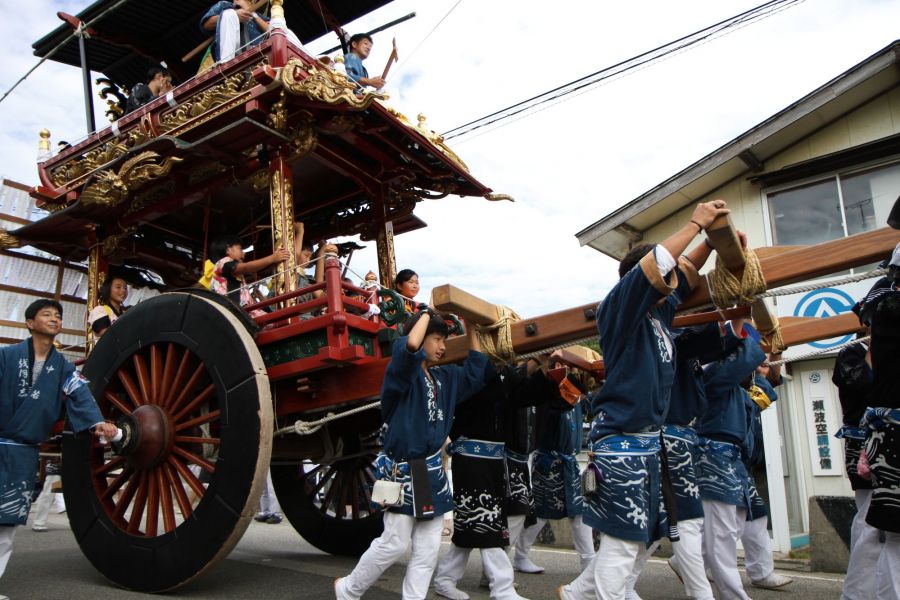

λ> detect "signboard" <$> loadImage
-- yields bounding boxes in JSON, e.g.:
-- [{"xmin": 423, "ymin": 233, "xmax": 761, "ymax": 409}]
[{"xmin": 799, "ymin": 369, "xmax": 842, "ymax": 476}]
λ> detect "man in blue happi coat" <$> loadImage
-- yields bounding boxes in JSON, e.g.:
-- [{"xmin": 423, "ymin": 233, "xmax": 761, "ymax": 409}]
[
  {"xmin": 201, "ymin": 1, "xmax": 270, "ymax": 64},
  {"xmin": 637, "ymin": 322, "xmax": 740, "ymax": 600},
  {"xmin": 694, "ymin": 323, "xmax": 766, "ymax": 600},
  {"xmin": 343, "ymin": 33, "xmax": 386, "ymax": 90},
  {"xmin": 336, "ymin": 307, "xmax": 490, "ymax": 600},
  {"xmin": 0, "ymin": 299, "xmax": 116, "ymax": 580},
  {"xmin": 737, "ymin": 358, "xmax": 793, "ymax": 591},
  {"xmin": 560, "ymin": 199, "xmax": 730, "ymax": 600}
]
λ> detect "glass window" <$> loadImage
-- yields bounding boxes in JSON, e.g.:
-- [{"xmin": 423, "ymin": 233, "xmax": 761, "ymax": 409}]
[
  {"xmin": 768, "ymin": 179, "xmax": 842, "ymax": 245},
  {"xmin": 840, "ymin": 162, "xmax": 900, "ymax": 236}
]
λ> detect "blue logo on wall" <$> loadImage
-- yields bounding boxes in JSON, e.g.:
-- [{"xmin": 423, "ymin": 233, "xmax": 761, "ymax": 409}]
[{"xmin": 792, "ymin": 288, "xmax": 856, "ymax": 349}]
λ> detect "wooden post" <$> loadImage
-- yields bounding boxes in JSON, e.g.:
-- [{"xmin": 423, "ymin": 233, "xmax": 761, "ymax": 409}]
[
  {"xmin": 375, "ymin": 220, "xmax": 397, "ymax": 292},
  {"xmin": 432, "ymin": 284, "xmax": 500, "ymax": 325},
  {"xmin": 269, "ymin": 154, "xmax": 297, "ymax": 302},
  {"xmin": 85, "ymin": 230, "xmax": 106, "ymax": 353},
  {"xmin": 705, "ymin": 215, "xmax": 745, "ymax": 271}
]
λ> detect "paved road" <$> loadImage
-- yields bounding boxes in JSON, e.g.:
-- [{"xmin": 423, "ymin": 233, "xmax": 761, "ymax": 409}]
[{"xmin": 4, "ymin": 512, "xmax": 844, "ymax": 599}]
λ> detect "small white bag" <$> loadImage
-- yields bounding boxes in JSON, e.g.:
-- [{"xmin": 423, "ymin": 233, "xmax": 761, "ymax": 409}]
[{"xmin": 372, "ymin": 480, "xmax": 404, "ymax": 507}]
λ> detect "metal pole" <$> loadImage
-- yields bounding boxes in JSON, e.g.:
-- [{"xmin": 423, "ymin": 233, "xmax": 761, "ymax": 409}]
[{"xmin": 76, "ymin": 24, "xmax": 96, "ymax": 134}]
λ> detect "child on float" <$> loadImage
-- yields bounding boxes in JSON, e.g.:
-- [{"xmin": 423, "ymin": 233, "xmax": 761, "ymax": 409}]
[
  {"xmin": 209, "ymin": 234, "xmax": 288, "ymax": 308},
  {"xmin": 293, "ymin": 222, "xmax": 326, "ymax": 305},
  {"xmin": 335, "ymin": 307, "xmax": 490, "ymax": 600},
  {"xmin": 395, "ymin": 268, "xmax": 421, "ymax": 313},
  {"xmin": 88, "ymin": 275, "xmax": 129, "ymax": 338}
]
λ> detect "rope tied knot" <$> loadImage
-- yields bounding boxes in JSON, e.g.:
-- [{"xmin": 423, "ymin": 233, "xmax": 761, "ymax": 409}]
[
  {"xmin": 707, "ymin": 247, "xmax": 767, "ymax": 308},
  {"xmin": 474, "ymin": 306, "xmax": 521, "ymax": 362}
]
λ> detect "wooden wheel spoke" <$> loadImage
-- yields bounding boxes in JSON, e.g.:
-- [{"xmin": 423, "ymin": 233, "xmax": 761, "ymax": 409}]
[
  {"xmin": 358, "ymin": 470, "xmax": 373, "ymax": 513},
  {"xmin": 351, "ymin": 470, "xmax": 360, "ymax": 520},
  {"xmin": 159, "ymin": 343, "xmax": 179, "ymax": 405},
  {"xmin": 116, "ymin": 369, "xmax": 145, "ymax": 407},
  {"xmin": 133, "ymin": 354, "xmax": 153, "ymax": 407},
  {"xmin": 336, "ymin": 470, "xmax": 350, "ymax": 519},
  {"xmin": 164, "ymin": 463, "xmax": 193, "ymax": 523},
  {"xmin": 162, "ymin": 346, "xmax": 193, "ymax": 409},
  {"xmin": 104, "ymin": 391, "xmax": 132, "ymax": 417},
  {"xmin": 93, "ymin": 456, "xmax": 125, "ymax": 477},
  {"xmin": 302, "ymin": 463, "xmax": 326, "ymax": 480},
  {"xmin": 167, "ymin": 456, "xmax": 205, "ymax": 497},
  {"xmin": 145, "ymin": 470, "xmax": 159, "ymax": 537},
  {"xmin": 174, "ymin": 409, "xmax": 221, "ymax": 432},
  {"xmin": 150, "ymin": 345, "xmax": 163, "ymax": 406},
  {"xmin": 114, "ymin": 470, "xmax": 142, "ymax": 521},
  {"xmin": 168, "ymin": 364, "xmax": 208, "ymax": 416},
  {"xmin": 320, "ymin": 470, "xmax": 342, "ymax": 515},
  {"xmin": 174, "ymin": 436, "xmax": 221, "ymax": 445},
  {"xmin": 172, "ymin": 446, "xmax": 216, "ymax": 474},
  {"xmin": 172, "ymin": 383, "xmax": 216, "ymax": 423},
  {"xmin": 127, "ymin": 472, "xmax": 150, "ymax": 534},
  {"xmin": 309, "ymin": 466, "xmax": 334, "ymax": 497},
  {"xmin": 102, "ymin": 466, "xmax": 135, "ymax": 500},
  {"xmin": 156, "ymin": 467, "xmax": 175, "ymax": 534}
]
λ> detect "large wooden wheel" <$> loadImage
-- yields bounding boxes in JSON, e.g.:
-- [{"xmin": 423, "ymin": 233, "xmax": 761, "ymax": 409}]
[
  {"xmin": 63, "ymin": 292, "xmax": 272, "ymax": 593},
  {"xmin": 271, "ymin": 429, "xmax": 383, "ymax": 556}
]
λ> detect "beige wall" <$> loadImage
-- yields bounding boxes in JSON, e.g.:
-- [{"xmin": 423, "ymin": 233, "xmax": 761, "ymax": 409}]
[{"xmin": 638, "ymin": 85, "xmax": 900, "ymax": 267}]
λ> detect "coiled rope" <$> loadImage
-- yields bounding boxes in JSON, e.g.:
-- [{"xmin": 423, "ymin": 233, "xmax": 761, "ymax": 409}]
[
  {"xmin": 474, "ymin": 306, "xmax": 521, "ymax": 362},
  {"xmin": 706, "ymin": 248, "xmax": 767, "ymax": 308}
]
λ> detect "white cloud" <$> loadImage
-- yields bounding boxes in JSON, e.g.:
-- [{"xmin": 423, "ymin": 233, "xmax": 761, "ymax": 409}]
[{"xmin": 3, "ymin": 0, "xmax": 900, "ymax": 319}]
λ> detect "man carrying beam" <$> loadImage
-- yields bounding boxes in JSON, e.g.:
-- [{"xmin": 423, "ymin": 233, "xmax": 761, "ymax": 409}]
[{"xmin": 559, "ymin": 199, "xmax": 729, "ymax": 600}]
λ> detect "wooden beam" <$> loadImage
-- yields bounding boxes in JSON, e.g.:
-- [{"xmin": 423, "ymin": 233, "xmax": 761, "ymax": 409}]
[
  {"xmin": 0, "ymin": 283, "xmax": 85, "ymax": 305},
  {"xmin": 706, "ymin": 214, "xmax": 744, "ymax": 270},
  {"xmin": 432, "ymin": 284, "xmax": 500, "ymax": 325},
  {"xmin": 682, "ymin": 227, "xmax": 900, "ymax": 309},
  {"xmin": 779, "ymin": 312, "xmax": 865, "ymax": 348}
]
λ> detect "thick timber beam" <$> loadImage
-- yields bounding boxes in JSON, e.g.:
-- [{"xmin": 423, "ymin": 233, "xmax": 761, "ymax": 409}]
[{"xmin": 682, "ymin": 227, "xmax": 900, "ymax": 309}]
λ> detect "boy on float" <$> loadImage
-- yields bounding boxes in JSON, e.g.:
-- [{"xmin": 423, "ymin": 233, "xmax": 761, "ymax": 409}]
[
  {"xmin": 559, "ymin": 199, "xmax": 729, "ymax": 600},
  {"xmin": 336, "ymin": 305, "xmax": 490, "ymax": 600}
]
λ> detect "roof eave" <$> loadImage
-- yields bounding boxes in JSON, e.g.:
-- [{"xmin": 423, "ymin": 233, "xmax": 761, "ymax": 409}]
[{"xmin": 576, "ymin": 40, "xmax": 900, "ymax": 259}]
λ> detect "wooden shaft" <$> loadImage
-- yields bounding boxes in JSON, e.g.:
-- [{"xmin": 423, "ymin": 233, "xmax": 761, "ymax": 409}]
[{"xmin": 706, "ymin": 214, "xmax": 745, "ymax": 271}]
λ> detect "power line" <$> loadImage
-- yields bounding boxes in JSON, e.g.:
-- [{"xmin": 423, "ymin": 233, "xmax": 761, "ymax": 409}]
[
  {"xmin": 442, "ymin": 0, "xmax": 805, "ymax": 141},
  {"xmin": 0, "ymin": 0, "xmax": 132, "ymax": 107}
]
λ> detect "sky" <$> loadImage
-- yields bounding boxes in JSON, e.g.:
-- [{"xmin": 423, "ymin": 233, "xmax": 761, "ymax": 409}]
[{"xmin": 2, "ymin": 0, "xmax": 900, "ymax": 318}]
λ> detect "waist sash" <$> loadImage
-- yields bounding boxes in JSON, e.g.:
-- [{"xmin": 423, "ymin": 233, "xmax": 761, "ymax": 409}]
[{"xmin": 449, "ymin": 437, "xmax": 505, "ymax": 459}]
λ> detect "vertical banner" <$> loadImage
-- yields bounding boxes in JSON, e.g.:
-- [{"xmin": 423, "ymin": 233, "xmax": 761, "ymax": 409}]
[{"xmin": 799, "ymin": 369, "xmax": 842, "ymax": 476}]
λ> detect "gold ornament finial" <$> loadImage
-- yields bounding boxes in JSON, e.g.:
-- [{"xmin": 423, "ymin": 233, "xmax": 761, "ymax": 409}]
[
  {"xmin": 38, "ymin": 129, "xmax": 51, "ymax": 152},
  {"xmin": 271, "ymin": 0, "xmax": 285, "ymax": 20}
]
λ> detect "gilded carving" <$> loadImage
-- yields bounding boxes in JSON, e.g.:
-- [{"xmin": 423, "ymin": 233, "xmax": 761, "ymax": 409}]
[
  {"xmin": 415, "ymin": 113, "xmax": 469, "ymax": 173},
  {"xmin": 158, "ymin": 70, "xmax": 255, "ymax": 135},
  {"xmin": 280, "ymin": 58, "xmax": 383, "ymax": 109},
  {"xmin": 289, "ymin": 111, "xmax": 317, "ymax": 157},
  {"xmin": 320, "ymin": 114, "xmax": 362, "ymax": 135},
  {"xmin": 269, "ymin": 164, "xmax": 297, "ymax": 298},
  {"xmin": 0, "ymin": 229, "xmax": 21, "ymax": 249},
  {"xmin": 248, "ymin": 169, "xmax": 269, "ymax": 190},
  {"xmin": 48, "ymin": 127, "xmax": 150, "ymax": 190},
  {"xmin": 484, "ymin": 193, "xmax": 515, "ymax": 202},
  {"xmin": 267, "ymin": 91, "xmax": 288, "ymax": 132},
  {"xmin": 101, "ymin": 228, "xmax": 136, "ymax": 256},
  {"xmin": 81, "ymin": 151, "xmax": 183, "ymax": 208}
]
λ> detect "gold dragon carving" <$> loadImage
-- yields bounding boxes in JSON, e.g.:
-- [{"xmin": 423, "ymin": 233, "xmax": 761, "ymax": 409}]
[
  {"xmin": 80, "ymin": 151, "xmax": 183, "ymax": 208},
  {"xmin": 280, "ymin": 58, "xmax": 383, "ymax": 109},
  {"xmin": 0, "ymin": 229, "xmax": 21, "ymax": 249},
  {"xmin": 157, "ymin": 70, "xmax": 256, "ymax": 135},
  {"xmin": 48, "ymin": 128, "xmax": 150, "ymax": 190}
]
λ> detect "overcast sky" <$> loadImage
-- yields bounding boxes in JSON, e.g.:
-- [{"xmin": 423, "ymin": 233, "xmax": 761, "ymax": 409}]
[{"xmin": 2, "ymin": 0, "xmax": 900, "ymax": 318}]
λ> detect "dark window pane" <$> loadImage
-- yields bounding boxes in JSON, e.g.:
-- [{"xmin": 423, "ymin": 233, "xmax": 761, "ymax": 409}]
[
  {"xmin": 768, "ymin": 179, "xmax": 842, "ymax": 245},
  {"xmin": 840, "ymin": 163, "xmax": 900, "ymax": 235}
]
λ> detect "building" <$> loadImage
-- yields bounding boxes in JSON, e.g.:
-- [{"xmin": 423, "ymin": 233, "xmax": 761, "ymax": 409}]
[{"xmin": 576, "ymin": 40, "xmax": 900, "ymax": 559}]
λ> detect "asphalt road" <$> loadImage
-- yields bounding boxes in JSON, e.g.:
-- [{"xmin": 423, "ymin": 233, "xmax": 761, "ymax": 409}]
[{"xmin": 3, "ymin": 512, "xmax": 845, "ymax": 599}]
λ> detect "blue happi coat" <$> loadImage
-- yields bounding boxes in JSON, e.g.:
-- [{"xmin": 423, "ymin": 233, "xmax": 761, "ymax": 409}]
[
  {"xmin": 376, "ymin": 337, "xmax": 489, "ymax": 516},
  {"xmin": 0, "ymin": 339, "xmax": 103, "ymax": 524}
]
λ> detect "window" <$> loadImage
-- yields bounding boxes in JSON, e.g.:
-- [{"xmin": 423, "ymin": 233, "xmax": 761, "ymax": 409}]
[{"xmin": 767, "ymin": 161, "xmax": 900, "ymax": 245}]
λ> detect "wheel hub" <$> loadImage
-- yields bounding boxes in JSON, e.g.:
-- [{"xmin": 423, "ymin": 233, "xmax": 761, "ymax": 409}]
[{"xmin": 115, "ymin": 405, "xmax": 174, "ymax": 470}]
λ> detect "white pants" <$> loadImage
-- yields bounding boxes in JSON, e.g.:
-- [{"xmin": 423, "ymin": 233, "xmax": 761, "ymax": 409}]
[
  {"xmin": 342, "ymin": 511, "xmax": 444, "ymax": 600},
  {"xmin": 842, "ymin": 490, "xmax": 880, "ymax": 600},
  {"xmin": 625, "ymin": 540, "xmax": 659, "ymax": 595},
  {"xmin": 434, "ymin": 544, "xmax": 519, "ymax": 600},
  {"xmin": 507, "ymin": 515, "xmax": 526, "ymax": 552},
  {"xmin": 739, "ymin": 515, "xmax": 773, "ymax": 583},
  {"xmin": 0, "ymin": 526, "xmax": 15, "ymax": 578},
  {"xmin": 217, "ymin": 9, "xmax": 241, "ymax": 62},
  {"xmin": 562, "ymin": 534, "xmax": 646, "ymax": 600},
  {"xmin": 669, "ymin": 518, "xmax": 715, "ymax": 599},
  {"xmin": 259, "ymin": 470, "xmax": 281, "ymax": 515},
  {"xmin": 515, "ymin": 515, "xmax": 595, "ymax": 566},
  {"xmin": 702, "ymin": 500, "xmax": 750, "ymax": 600},
  {"xmin": 875, "ymin": 531, "xmax": 900, "ymax": 600},
  {"xmin": 32, "ymin": 475, "xmax": 63, "ymax": 528}
]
